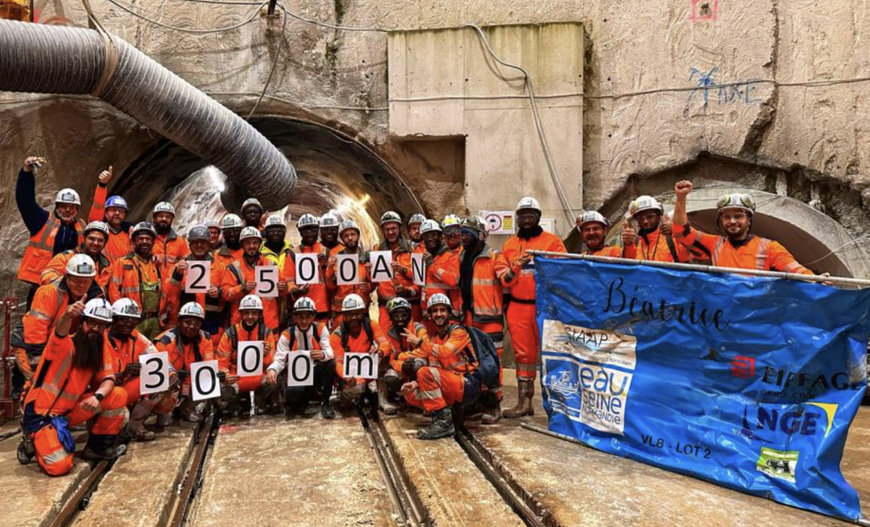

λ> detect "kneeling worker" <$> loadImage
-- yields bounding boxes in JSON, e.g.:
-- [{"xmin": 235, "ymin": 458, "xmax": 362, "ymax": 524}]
[
  {"xmin": 379, "ymin": 297, "xmax": 429, "ymax": 415},
  {"xmin": 330, "ymin": 294, "xmax": 390, "ymax": 407},
  {"xmin": 20, "ymin": 298, "xmax": 127, "ymax": 475},
  {"xmin": 401, "ymin": 293, "xmax": 482, "ymax": 440},
  {"xmin": 266, "ymin": 297, "xmax": 336, "ymax": 418}
]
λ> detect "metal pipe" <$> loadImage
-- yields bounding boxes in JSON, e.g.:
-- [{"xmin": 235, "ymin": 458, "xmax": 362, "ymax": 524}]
[
  {"xmin": 0, "ymin": 19, "xmax": 296, "ymax": 209},
  {"xmin": 527, "ymin": 251, "xmax": 870, "ymax": 288},
  {"xmin": 0, "ymin": 297, "xmax": 18, "ymax": 420}
]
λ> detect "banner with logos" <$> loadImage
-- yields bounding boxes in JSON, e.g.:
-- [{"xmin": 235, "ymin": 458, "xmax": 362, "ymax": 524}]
[{"xmin": 536, "ymin": 257, "xmax": 870, "ymax": 520}]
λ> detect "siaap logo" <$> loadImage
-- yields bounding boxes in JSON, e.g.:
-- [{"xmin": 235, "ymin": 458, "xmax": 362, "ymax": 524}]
[{"xmin": 741, "ymin": 402, "xmax": 837, "ymax": 441}]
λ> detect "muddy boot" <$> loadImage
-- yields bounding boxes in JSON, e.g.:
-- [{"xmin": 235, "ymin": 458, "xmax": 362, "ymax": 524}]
[
  {"xmin": 377, "ymin": 380, "xmax": 397, "ymax": 416},
  {"xmin": 238, "ymin": 392, "xmax": 252, "ymax": 419},
  {"xmin": 126, "ymin": 401, "xmax": 156, "ymax": 442},
  {"xmin": 256, "ymin": 383, "xmax": 281, "ymax": 415},
  {"xmin": 482, "ymin": 400, "xmax": 502, "ymax": 425},
  {"xmin": 417, "ymin": 407, "xmax": 455, "ymax": 440},
  {"xmin": 178, "ymin": 398, "xmax": 202, "ymax": 423},
  {"xmin": 320, "ymin": 399, "xmax": 336, "ymax": 419},
  {"xmin": 80, "ymin": 434, "xmax": 127, "ymax": 461},
  {"xmin": 503, "ymin": 379, "xmax": 535, "ymax": 419},
  {"xmin": 153, "ymin": 412, "xmax": 172, "ymax": 433}
]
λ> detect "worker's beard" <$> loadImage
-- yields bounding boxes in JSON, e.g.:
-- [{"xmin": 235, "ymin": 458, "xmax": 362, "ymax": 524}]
[
  {"xmin": 72, "ymin": 331, "xmax": 104, "ymax": 372},
  {"xmin": 517, "ymin": 225, "xmax": 543, "ymax": 240},
  {"xmin": 154, "ymin": 222, "xmax": 171, "ymax": 236}
]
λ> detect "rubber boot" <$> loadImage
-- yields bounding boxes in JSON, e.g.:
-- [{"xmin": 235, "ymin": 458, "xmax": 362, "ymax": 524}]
[
  {"xmin": 481, "ymin": 400, "xmax": 502, "ymax": 425},
  {"xmin": 320, "ymin": 397, "xmax": 336, "ymax": 419},
  {"xmin": 238, "ymin": 391, "xmax": 252, "ymax": 419},
  {"xmin": 126, "ymin": 400, "xmax": 156, "ymax": 442},
  {"xmin": 153, "ymin": 412, "xmax": 172, "ymax": 433},
  {"xmin": 417, "ymin": 407, "xmax": 455, "ymax": 440},
  {"xmin": 178, "ymin": 398, "xmax": 202, "ymax": 423},
  {"xmin": 503, "ymin": 379, "xmax": 535, "ymax": 419},
  {"xmin": 80, "ymin": 434, "xmax": 127, "ymax": 461},
  {"xmin": 256, "ymin": 383, "xmax": 281, "ymax": 415},
  {"xmin": 377, "ymin": 380, "xmax": 397, "ymax": 416}
]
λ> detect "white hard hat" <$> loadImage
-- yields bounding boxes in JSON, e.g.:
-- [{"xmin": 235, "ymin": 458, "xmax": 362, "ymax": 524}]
[
  {"xmin": 83, "ymin": 298, "xmax": 113, "ymax": 323},
  {"xmin": 66, "ymin": 254, "xmax": 97, "ymax": 277},
  {"xmin": 178, "ymin": 302, "xmax": 205, "ymax": 319},
  {"xmin": 426, "ymin": 293, "xmax": 451, "ymax": 311},
  {"xmin": 339, "ymin": 219, "xmax": 360, "ymax": 236},
  {"xmin": 516, "ymin": 196, "xmax": 541, "ymax": 214},
  {"xmin": 239, "ymin": 294, "xmax": 264, "ymax": 311},
  {"xmin": 111, "ymin": 298, "xmax": 141, "ymax": 319},
  {"xmin": 297, "ymin": 213, "xmax": 319, "ymax": 229},
  {"xmin": 240, "ymin": 226, "xmax": 262, "ymax": 242},
  {"xmin": 293, "ymin": 297, "xmax": 317, "ymax": 313},
  {"xmin": 319, "ymin": 213, "xmax": 340, "ymax": 228},
  {"xmin": 420, "ymin": 219, "xmax": 441, "ymax": 234},
  {"xmin": 263, "ymin": 215, "xmax": 286, "ymax": 229},
  {"xmin": 221, "ymin": 213, "xmax": 244, "ymax": 229},
  {"xmin": 380, "ymin": 211, "xmax": 402, "ymax": 226},
  {"xmin": 55, "ymin": 188, "xmax": 81, "ymax": 206},
  {"xmin": 628, "ymin": 196, "xmax": 663, "ymax": 217},
  {"xmin": 717, "ymin": 193, "xmax": 756, "ymax": 216},
  {"xmin": 241, "ymin": 198, "xmax": 263, "ymax": 212},
  {"xmin": 152, "ymin": 201, "xmax": 176, "ymax": 216},
  {"xmin": 84, "ymin": 221, "xmax": 110, "ymax": 238},
  {"xmin": 408, "ymin": 213, "xmax": 426, "ymax": 226},
  {"xmin": 341, "ymin": 294, "xmax": 367, "ymax": 312},
  {"xmin": 441, "ymin": 214, "xmax": 462, "ymax": 230},
  {"xmin": 578, "ymin": 211, "xmax": 608, "ymax": 228}
]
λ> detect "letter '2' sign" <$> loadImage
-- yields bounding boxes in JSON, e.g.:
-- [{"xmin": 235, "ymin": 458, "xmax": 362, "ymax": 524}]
[
  {"xmin": 369, "ymin": 251, "xmax": 393, "ymax": 283},
  {"xmin": 191, "ymin": 360, "xmax": 221, "ymax": 401},
  {"xmin": 185, "ymin": 261, "xmax": 211, "ymax": 293},
  {"xmin": 295, "ymin": 253, "xmax": 319, "ymax": 285},
  {"xmin": 286, "ymin": 352, "xmax": 314, "ymax": 387},
  {"xmin": 343, "ymin": 353, "xmax": 379, "ymax": 379},
  {"xmin": 237, "ymin": 341, "xmax": 263, "ymax": 377},
  {"xmin": 139, "ymin": 352, "xmax": 170, "ymax": 395},
  {"xmin": 255, "ymin": 266, "xmax": 279, "ymax": 297},
  {"xmin": 336, "ymin": 254, "xmax": 360, "ymax": 285}
]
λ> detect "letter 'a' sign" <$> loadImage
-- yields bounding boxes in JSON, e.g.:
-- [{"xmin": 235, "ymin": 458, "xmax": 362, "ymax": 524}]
[
  {"xmin": 255, "ymin": 266, "xmax": 279, "ymax": 297},
  {"xmin": 369, "ymin": 251, "xmax": 393, "ymax": 283},
  {"xmin": 343, "ymin": 353, "xmax": 379, "ymax": 379},
  {"xmin": 336, "ymin": 254, "xmax": 360, "ymax": 285},
  {"xmin": 185, "ymin": 261, "xmax": 211, "ymax": 294},
  {"xmin": 286, "ymin": 352, "xmax": 314, "ymax": 387},
  {"xmin": 411, "ymin": 253, "xmax": 426, "ymax": 286},
  {"xmin": 139, "ymin": 352, "xmax": 170, "ymax": 395},
  {"xmin": 191, "ymin": 360, "xmax": 221, "ymax": 401},
  {"xmin": 237, "ymin": 341, "xmax": 263, "ymax": 377},
  {"xmin": 295, "ymin": 253, "xmax": 319, "ymax": 285}
]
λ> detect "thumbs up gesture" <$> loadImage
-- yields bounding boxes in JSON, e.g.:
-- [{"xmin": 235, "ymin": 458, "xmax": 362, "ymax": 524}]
[
  {"xmin": 68, "ymin": 295, "xmax": 87, "ymax": 318},
  {"xmin": 621, "ymin": 220, "xmax": 636, "ymax": 246},
  {"xmin": 98, "ymin": 166, "xmax": 113, "ymax": 185}
]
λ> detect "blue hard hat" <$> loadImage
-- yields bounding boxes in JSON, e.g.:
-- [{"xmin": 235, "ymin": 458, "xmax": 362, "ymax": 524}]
[{"xmin": 105, "ymin": 195, "xmax": 128, "ymax": 211}]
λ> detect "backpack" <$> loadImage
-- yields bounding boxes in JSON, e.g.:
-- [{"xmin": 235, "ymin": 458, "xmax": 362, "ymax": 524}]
[{"xmin": 453, "ymin": 324, "xmax": 500, "ymax": 389}]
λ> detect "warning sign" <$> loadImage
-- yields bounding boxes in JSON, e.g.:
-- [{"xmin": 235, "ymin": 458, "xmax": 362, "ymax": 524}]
[{"xmin": 482, "ymin": 211, "xmax": 515, "ymax": 235}]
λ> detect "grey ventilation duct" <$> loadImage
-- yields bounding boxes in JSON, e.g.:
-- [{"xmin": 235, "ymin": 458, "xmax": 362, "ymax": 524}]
[{"xmin": 0, "ymin": 19, "xmax": 296, "ymax": 209}]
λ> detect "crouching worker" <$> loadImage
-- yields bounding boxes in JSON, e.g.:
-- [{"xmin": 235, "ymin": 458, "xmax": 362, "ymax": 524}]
[
  {"xmin": 154, "ymin": 302, "xmax": 214, "ymax": 423},
  {"xmin": 105, "ymin": 299, "xmax": 163, "ymax": 442},
  {"xmin": 330, "ymin": 294, "xmax": 390, "ymax": 409},
  {"xmin": 19, "ymin": 298, "xmax": 128, "ymax": 475},
  {"xmin": 216, "ymin": 295, "xmax": 278, "ymax": 418},
  {"xmin": 265, "ymin": 297, "xmax": 336, "ymax": 419},
  {"xmin": 401, "ymin": 294, "xmax": 482, "ymax": 440},
  {"xmin": 379, "ymin": 297, "xmax": 428, "ymax": 415}
]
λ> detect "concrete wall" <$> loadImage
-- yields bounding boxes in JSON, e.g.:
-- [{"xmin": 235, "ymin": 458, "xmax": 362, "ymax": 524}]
[{"xmin": 1, "ymin": 0, "xmax": 870, "ymax": 292}]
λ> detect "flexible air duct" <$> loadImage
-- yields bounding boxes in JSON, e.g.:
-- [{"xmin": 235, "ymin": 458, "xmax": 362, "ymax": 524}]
[{"xmin": 0, "ymin": 19, "xmax": 295, "ymax": 209}]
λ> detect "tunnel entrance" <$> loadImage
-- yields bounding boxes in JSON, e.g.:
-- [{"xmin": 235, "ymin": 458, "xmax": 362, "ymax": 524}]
[{"xmin": 114, "ymin": 116, "xmax": 423, "ymax": 247}]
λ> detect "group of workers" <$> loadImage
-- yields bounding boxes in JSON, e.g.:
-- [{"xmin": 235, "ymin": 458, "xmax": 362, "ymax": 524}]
[{"xmin": 12, "ymin": 155, "xmax": 815, "ymax": 476}]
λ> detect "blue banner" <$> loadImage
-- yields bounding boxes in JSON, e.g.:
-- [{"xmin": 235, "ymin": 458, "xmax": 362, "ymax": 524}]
[{"xmin": 536, "ymin": 257, "xmax": 870, "ymax": 520}]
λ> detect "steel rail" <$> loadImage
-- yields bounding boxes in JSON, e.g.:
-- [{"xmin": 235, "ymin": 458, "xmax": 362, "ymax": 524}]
[
  {"xmin": 48, "ymin": 459, "xmax": 111, "ymax": 527},
  {"xmin": 168, "ymin": 411, "xmax": 217, "ymax": 527}
]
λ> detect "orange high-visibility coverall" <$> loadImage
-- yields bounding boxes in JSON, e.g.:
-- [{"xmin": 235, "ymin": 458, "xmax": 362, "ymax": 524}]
[
  {"xmin": 18, "ymin": 216, "xmax": 85, "ymax": 285},
  {"xmin": 282, "ymin": 241, "xmax": 331, "ymax": 319},
  {"xmin": 403, "ymin": 324, "xmax": 477, "ymax": 412},
  {"xmin": 153, "ymin": 328, "xmax": 215, "ymax": 414},
  {"xmin": 461, "ymin": 246, "xmax": 505, "ymax": 394},
  {"xmin": 325, "ymin": 250, "xmax": 372, "ymax": 326},
  {"xmin": 586, "ymin": 245, "xmax": 623, "ymax": 257},
  {"xmin": 374, "ymin": 240, "xmax": 420, "ymax": 335},
  {"xmin": 330, "ymin": 320, "xmax": 390, "ymax": 389},
  {"xmin": 221, "ymin": 256, "xmax": 282, "ymax": 330},
  {"xmin": 163, "ymin": 255, "xmax": 225, "ymax": 333},
  {"xmin": 41, "ymin": 250, "xmax": 112, "ymax": 288},
  {"xmin": 107, "ymin": 254, "xmax": 165, "ymax": 314},
  {"xmin": 215, "ymin": 322, "xmax": 276, "ymax": 393},
  {"xmin": 381, "ymin": 319, "xmax": 428, "ymax": 373},
  {"xmin": 24, "ymin": 333, "xmax": 126, "ymax": 476},
  {"xmin": 104, "ymin": 328, "xmax": 158, "ymax": 405},
  {"xmin": 422, "ymin": 246, "xmax": 461, "ymax": 313},
  {"xmin": 153, "ymin": 230, "xmax": 190, "ymax": 278},
  {"xmin": 622, "ymin": 229, "xmax": 690, "ymax": 263},
  {"xmin": 23, "ymin": 279, "xmax": 103, "ymax": 349},
  {"xmin": 673, "ymin": 223, "xmax": 813, "ymax": 274},
  {"xmin": 498, "ymin": 231, "xmax": 566, "ymax": 381},
  {"xmin": 89, "ymin": 185, "xmax": 131, "ymax": 262}
]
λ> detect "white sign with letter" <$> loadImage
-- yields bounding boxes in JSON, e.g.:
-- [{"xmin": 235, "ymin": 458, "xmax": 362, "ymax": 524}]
[
  {"xmin": 343, "ymin": 353, "xmax": 379, "ymax": 380},
  {"xmin": 190, "ymin": 360, "xmax": 221, "ymax": 401},
  {"xmin": 411, "ymin": 253, "xmax": 426, "ymax": 286},
  {"xmin": 286, "ymin": 352, "xmax": 314, "ymax": 387},
  {"xmin": 295, "ymin": 253, "xmax": 319, "ymax": 285},
  {"xmin": 369, "ymin": 251, "xmax": 393, "ymax": 283},
  {"xmin": 237, "ymin": 341, "xmax": 264, "ymax": 378},
  {"xmin": 255, "ymin": 266, "xmax": 279, "ymax": 297},
  {"xmin": 336, "ymin": 254, "xmax": 360, "ymax": 285},
  {"xmin": 139, "ymin": 352, "xmax": 170, "ymax": 395},
  {"xmin": 185, "ymin": 261, "xmax": 211, "ymax": 293}
]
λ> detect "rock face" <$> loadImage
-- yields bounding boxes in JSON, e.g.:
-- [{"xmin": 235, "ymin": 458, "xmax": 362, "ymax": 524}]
[{"xmin": 1, "ymin": 0, "xmax": 869, "ymax": 296}]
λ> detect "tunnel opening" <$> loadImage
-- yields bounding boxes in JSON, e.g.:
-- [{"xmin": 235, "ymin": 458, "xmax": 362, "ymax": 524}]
[{"xmin": 114, "ymin": 116, "xmax": 423, "ymax": 248}]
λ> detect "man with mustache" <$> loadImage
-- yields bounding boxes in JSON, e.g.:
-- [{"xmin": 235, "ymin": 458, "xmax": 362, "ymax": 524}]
[
  {"xmin": 108, "ymin": 222, "xmax": 166, "ymax": 339},
  {"xmin": 165, "ymin": 225, "xmax": 224, "ymax": 341},
  {"xmin": 576, "ymin": 211, "xmax": 622, "ymax": 257},
  {"xmin": 152, "ymin": 202, "xmax": 190, "ymax": 278},
  {"xmin": 87, "ymin": 166, "xmax": 133, "ymax": 262},
  {"xmin": 41, "ymin": 221, "xmax": 112, "ymax": 289},
  {"xmin": 325, "ymin": 219, "xmax": 372, "ymax": 327}
]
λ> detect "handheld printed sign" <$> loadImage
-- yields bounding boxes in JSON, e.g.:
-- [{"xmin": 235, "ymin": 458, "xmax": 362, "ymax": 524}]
[
  {"xmin": 343, "ymin": 353, "xmax": 379, "ymax": 380},
  {"xmin": 185, "ymin": 261, "xmax": 211, "ymax": 293},
  {"xmin": 295, "ymin": 253, "xmax": 319, "ymax": 285},
  {"xmin": 369, "ymin": 251, "xmax": 393, "ymax": 283},
  {"xmin": 237, "ymin": 341, "xmax": 264, "ymax": 377},
  {"xmin": 139, "ymin": 352, "xmax": 170, "ymax": 395},
  {"xmin": 286, "ymin": 352, "xmax": 314, "ymax": 387},
  {"xmin": 411, "ymin": 253, "xmax": 425, "ymax": 286},
  {"xmin": 336, "ymin": 254, "xmax": 360, "ymax": 286},
  {"xmin": 190, "ymin": 360, "xmax": 221, "ymax": 401},
  {"xmin": 255, "ymin": 266, "xmax": 279, "ymax": 297}
]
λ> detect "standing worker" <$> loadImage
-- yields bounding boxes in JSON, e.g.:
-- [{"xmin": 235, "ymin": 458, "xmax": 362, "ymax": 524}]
[
  {"xmin": 241, "ymin": 198, "xmax": 266, "ymax": 229},
  {"xmin": 621, "ymin": 195, "xmax": 691, "ymax": 263},
  {"xmin": 419, "ymin": 219, "xmax": 460, "ymax": 317},
  {"xmin": 325, "ymin": 219, "xmax": 372, "ymax": 327},
  {"xmin": 41, "ymin": 221, "xmax": 112, "ymax": 289},
  {"xmin": 576, "ymin": 211, "xmax": 622, "ymax": 257},
  {"xmin": 375, "ymin": 211, "xmax": 419, "ymax": 334},
  {"xmin": 498, "ymin": 196, "xmax": 566, "ymax": 418},
  {"xmin": 221, "ymin": 227, "xmax": 286, "ymax": 330},
  {"xmin": 164, "ymin": 226, "xmax": 224, "ymax": 341},
  {"xmin": 284, "ymin": 213, "xmax": 331, "ymax": 323},
  {"xmin": 152, "ymin": 202, "xmax": 190, "ymax": 278},
  {"xmin": 87, "ymin": 166, "xmax": 133, "ymax": 262},
  {"xmin": 108, "ymin": 222, "xmax": 165, "ymax": 339}
]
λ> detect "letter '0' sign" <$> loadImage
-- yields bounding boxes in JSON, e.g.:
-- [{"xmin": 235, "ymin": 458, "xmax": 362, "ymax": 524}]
[
  {"xmin": 237, "ymin": 341, "xmax": 264, "ymax": 377},
  {"xmin": 295, "ymin": 253, "xmax": 319, "ymax": 285},
  {"xmin": 411, "ymin": 253, "xmax": 426, "ymax": 286},
  {"xmin": 190, "ymin": 360, "xmax": 221, "ymax": 401},
  {"xmin": 369, "ymin": 251, "xmax": 393, "ymax": 283},
  {"xmin": 139, "ymin": 352, "xmax": 170, "ymax": 395},
  {"xmin": 336, "ymin": 254, "xmax": 360, "ymax": 285},
  {"xmin": 343, "ymin": 353, "xmax": 379, "ymax": 380},
  {"xmin": 255, "ymin": 266, "xmax": 279, "ymax": 297},
  {"xmin": 286, "ymin": 352, "xmax": 314, "ymax": 387},
  {"xmin": 185, "ymin": 260, "xmax": 211, "ymax": 294}
]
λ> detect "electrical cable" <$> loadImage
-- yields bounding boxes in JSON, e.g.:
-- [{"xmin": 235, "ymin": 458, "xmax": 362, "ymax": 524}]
[
  {"xmin": 105, "ymin": 0, "xmax": 268, "ymax": 34},
  {"xmin": 244, "ymin": 2, "xmax": 287, "ymax": 119}
]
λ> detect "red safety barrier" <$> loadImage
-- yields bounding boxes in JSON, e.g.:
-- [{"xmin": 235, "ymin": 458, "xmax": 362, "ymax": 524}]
[{"xmin": 1, "ymin": 296, "xmax": 19, "ymax": 421}]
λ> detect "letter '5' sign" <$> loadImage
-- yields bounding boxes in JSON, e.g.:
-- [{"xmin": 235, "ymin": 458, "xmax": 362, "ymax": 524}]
[
  {"xmin": 255, "ymin": 266, "xmax": 280, "ymax": 297},
  {"xmin": 139, "ymin": 352, "xmax": 170, "ymax": 395},
  {"xmin": 190, "ymin": 360, "xmax": 221, "ymax": 401}
]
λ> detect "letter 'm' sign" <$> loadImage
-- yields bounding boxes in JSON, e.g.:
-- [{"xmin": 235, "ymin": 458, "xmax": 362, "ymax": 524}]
[
  {"xmin": 190, "ymin": 360, "xmax": 221, "ymax": 401},
  {"xmin": 185, "ymin": 261, "xmax": 211, "ymax": 293},
  {"xmin": 411, "ymin": 253, "xmax": 426, "ymax": 286},
  {"xmin": 237, "ymin": 341, "xmax": 264, "ymax": 377},
  {"xmin": 295, "ymin": 253, "xmax": 319, "ymax": 285},
  {"xmin": 343, "ymin": 352, "xmax": 379, "ymax": 379},
  {"xmin": 336, "ymin": 254, "xmax": 360, "ymax": 285},
  {"xmin": 369, "ymin": 251, "xmax": 393, "ymax": 283},
  {"xmin": 255, "ymin": 266, "xmax": 279, "ymax": 297},
  {"xmin": 286, "ymin": 352, "xmax": 314, "ymax": 387},
  {"xmin": 139, "ymin": 352, "xmax": 170, "ymax": 395}
]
